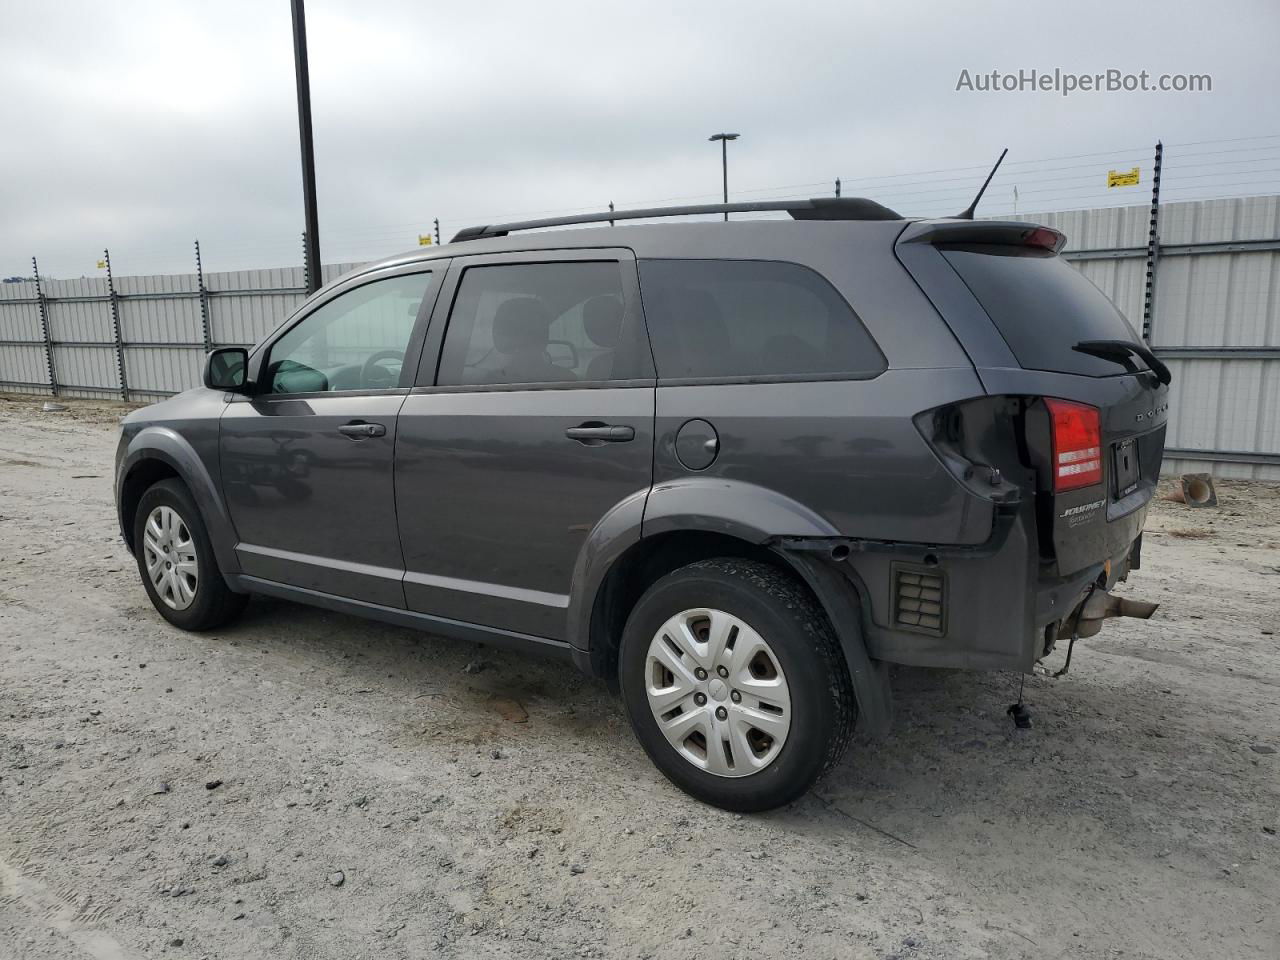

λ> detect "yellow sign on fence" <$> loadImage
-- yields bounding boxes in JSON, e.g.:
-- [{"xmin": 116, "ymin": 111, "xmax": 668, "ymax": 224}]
[
  {"xmin": 96, "ymin": 259, "xmax": 107, "ymax": 269},
  {"xmin": 418, "ymin": 234, "xmax": 433, "ymax": 246},
  {"xmin": 1107, "ymin": 167, "xmax": 1141, "ymax": 188}
]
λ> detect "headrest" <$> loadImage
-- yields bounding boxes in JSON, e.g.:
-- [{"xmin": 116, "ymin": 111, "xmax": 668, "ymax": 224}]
[
  {"xmin": 582, "ymin": 295, "xmax": 623, "ymax": 348},
  {"xmin": 492, "ymin": 297, "xmax": 551, "ymax": 354}
]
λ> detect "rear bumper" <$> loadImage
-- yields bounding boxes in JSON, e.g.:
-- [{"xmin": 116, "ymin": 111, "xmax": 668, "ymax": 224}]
[{"xmin": 780, "ymin": 497, "xmax": 1146, "ymax": 673}]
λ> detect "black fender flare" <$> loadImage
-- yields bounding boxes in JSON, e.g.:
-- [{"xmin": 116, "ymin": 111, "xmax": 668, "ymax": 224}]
[
  {"xmin": 567, "ymin": 477, "xmax": 892, "ymax": 736},
  {"xmin": 642, "ymin": 477, "xmax": 842, "ymax": 542},
  {"xmin": 117, "ymin": 426, "xmax": 240, "ymax": 574},
  {"xmin": 566, "ymin": 477, "xmax": 840, "ymax": 651},
  {"xmin": 773, "ymin": 548, "xmax": 893, "ymax": 739},
  {"xmin": 565, "ymin": 486, "xmax": 649, "ymax": 652}
]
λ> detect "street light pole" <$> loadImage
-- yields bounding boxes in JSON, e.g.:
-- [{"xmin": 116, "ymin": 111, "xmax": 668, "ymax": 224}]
[
  {"xmin": 291, "ymin": 0, "xmax": 322, "ymax": 294},
  {"xmin": 708, "ymin": 132, "xmax": 740, "ymax": 221}
]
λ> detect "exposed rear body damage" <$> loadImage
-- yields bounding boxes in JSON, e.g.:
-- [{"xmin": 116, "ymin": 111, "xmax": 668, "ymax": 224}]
[{"xmin": 883, "ymin": 217, "xmax": 1168, "ymax": 669}]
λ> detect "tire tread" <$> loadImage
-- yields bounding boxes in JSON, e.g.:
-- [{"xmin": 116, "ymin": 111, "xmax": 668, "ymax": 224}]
[{"xmin": 685, "ymin": 558, "xmax": 857, "ymax": 781}]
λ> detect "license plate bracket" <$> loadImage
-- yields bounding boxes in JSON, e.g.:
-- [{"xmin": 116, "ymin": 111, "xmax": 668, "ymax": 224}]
[{"xmin": 1113, "ymin": 439, "xmax": 1140, "ymax": 498}]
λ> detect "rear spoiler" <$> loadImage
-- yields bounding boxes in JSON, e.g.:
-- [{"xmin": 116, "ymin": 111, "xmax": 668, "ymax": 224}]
[{"xmin": 896, "ymin": 220, "xmax": 1066, "ymax": 254}]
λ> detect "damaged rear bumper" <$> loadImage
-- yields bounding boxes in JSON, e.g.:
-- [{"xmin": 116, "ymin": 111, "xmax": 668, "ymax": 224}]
[{"xmin": 775, "ymin": 500, "xmax": 1157, "ymax": 674}]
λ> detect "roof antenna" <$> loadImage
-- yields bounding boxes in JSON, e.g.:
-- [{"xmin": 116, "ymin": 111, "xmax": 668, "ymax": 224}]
[{"xmin": 955, "ymin": 147, "xmax": 1008, "ymax": 220}]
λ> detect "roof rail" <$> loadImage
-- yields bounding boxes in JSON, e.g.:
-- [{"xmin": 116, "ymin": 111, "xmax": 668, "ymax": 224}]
[{"xmin": 450, "ymin": 197, "xmax": 903, "ymax": 242}]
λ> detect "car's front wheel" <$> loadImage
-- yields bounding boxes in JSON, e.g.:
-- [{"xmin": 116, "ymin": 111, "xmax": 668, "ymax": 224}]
[
  {"xmin": 619, "ymin": 558, "xmax": 855, "ymax": 812},
  {"xmin": 132, "ymin": 479, "xmax": 247, "ymax": 631}
]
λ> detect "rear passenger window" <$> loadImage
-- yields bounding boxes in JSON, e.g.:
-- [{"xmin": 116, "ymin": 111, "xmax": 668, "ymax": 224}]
[
  {"xmin": 638, "ymin": 259, "xmax": 885, "ymax": 380},
  {"xmin": 435, "ymin": 261, "xmax": 649, "ymax": 386}
]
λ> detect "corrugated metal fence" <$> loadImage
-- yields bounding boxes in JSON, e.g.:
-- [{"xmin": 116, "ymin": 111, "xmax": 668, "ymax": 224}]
[
  {"xmin": 0, "ymin": 262, "xmax": 359, "ymax": 400},
  {"xmin": 1016, "ymin": 194, "xmax": 1280, "ymax": 479},
  {"xmin": 2, "ymin": 194, "xmax": 1278, "ymax": 478}
]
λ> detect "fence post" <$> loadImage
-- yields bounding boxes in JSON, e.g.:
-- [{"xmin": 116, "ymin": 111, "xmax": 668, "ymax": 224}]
[
  {"xmin": 1141, "ymin": 140, "xmax": 1163, "ymax": 343},
  {"xmin": 195, "ymin": 239, "xmax": 212, "ymax": 352},
  {"xmin": 301, "ymin": 231, "xmax": 311, "ymax": 292},
  {"xmin": 104, "ymin": 248, "xmax": 129, "ymax": 401},
  {"xmin": 434, "ymin": 218, "xmax": 441, "ymax": 245},
  {"xmin": 835, "ymin": 178, "xmax": 841, "ymax": 198},
  {"xmin": 31, "ymin": 256, "xmax": 59, "ymax": 396}
]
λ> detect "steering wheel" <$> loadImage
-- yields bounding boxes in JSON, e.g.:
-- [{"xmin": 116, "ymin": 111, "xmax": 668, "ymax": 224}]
[{"xmin": 361, "ymin": 350, "xmax": 405, "ymax": 389}]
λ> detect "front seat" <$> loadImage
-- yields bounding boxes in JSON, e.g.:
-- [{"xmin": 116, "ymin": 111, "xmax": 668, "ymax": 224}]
[{"xmin": 490, "ymin": 297, "xmax": 573, "ymax": 383}]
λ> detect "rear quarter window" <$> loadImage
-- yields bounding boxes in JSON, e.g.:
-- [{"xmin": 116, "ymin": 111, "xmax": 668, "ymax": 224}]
[
  {"xmin": 638, "ymin": 259, "xmax": 886, "ymax": 381},
  {"xmin": 940, "ymin": 244, "xmax": 1145, "ymax": 377}
]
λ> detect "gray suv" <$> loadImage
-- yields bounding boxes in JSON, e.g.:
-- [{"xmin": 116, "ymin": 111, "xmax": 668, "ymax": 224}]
[{"xmin": 115, "ymin": 198, "xmax": 1170, "ymax": 811}]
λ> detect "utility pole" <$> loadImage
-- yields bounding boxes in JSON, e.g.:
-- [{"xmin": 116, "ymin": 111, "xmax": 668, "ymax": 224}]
[
  {"xmin": 708, "ymin": 133, "xmax": 740, "ymax": 221},
  {"xmin": 835, "ymin": 177, "xmax": 841, "ymax": 198},
  {"xmin": 291, "ymin": 0, "xmax": 322, "ymax": 294},
  {"xmin": 434, "ymin": 218, "xmax": 441, "ymax": 245}
]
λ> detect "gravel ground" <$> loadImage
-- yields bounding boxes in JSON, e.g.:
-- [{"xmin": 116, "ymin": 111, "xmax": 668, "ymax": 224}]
[{"xmin": 2, "ymin": 394, "xmax": 1278, "ymax": 960}]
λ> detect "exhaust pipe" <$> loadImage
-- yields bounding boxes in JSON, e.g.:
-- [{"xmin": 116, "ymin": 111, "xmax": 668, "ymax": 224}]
[
  {"xmin": 1048, "ymin": 587, "xmax": 1158, "ymax": 678},
  {"xmin": 1060, "ymin": 588, "xmax": 1159, "ymax": 640},
  {"xmin": 1103, "ymin": 594, "xmax": 1160, "ymax": 621}
]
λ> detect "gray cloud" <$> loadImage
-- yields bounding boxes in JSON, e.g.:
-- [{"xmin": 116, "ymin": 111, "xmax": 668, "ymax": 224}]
[{"xmin": 2, "ymin": 0, "xmax": 1277, "ymax": 278}]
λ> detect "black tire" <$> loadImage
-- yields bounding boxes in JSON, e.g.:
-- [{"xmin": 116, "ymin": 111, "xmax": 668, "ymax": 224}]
[
  {"xmin": 132, "ymin": 478, "xmax": 248, "ymax": 631},
  {"xmin": 619, "ymin": 558, "xmax": 856, "ymax": 812}
]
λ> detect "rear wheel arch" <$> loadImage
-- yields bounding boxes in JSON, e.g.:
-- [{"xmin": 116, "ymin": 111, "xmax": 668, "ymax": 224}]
[
  {"xmin": 585, "ymin": 530, "xmax": 833, "ymax": 687},
  {"xmin": 583, "ymin": 527, "xmax": 893, "ymax": 737}
]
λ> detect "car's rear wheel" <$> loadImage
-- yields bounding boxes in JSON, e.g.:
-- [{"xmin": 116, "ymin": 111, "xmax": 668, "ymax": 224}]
[
  {"xmin": 619, "ymin": 558, "xmax": 855, "ymax": 811},
  {"xmin": 132, "ymin": 479, "xmax": 247, "ymax": 631}
]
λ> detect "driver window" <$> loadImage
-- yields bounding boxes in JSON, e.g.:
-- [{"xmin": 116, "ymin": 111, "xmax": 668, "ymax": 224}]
[{"xmin": 265, "ymin": 272, "xmax": 434, "ymax": 394}]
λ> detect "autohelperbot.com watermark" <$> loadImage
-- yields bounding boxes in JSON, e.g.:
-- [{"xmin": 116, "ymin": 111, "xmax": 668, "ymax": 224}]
[{"xmin": 956, "ymin": 68, "xmax": 1212, "ymax": 96}]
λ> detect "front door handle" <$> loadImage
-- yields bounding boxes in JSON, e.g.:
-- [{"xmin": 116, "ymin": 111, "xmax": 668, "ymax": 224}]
[
  {"xmin": 566, "ymin": 423, "xmax": 635, "ymax": 444},
  {"xmin": 339, "ymin": 421, "xmax": 386, "ymax": 439}
]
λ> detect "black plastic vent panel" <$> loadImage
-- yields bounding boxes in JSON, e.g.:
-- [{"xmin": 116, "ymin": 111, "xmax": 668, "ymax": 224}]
[{"xmin": 893, "ymin": 565, "xmax": 946, "ymax": 635}]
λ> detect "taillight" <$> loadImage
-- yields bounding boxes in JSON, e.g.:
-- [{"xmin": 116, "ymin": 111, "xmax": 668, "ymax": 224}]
[{"xmin": 1046, "ymin": 398, "xmax": 1102, "ymax": 492}]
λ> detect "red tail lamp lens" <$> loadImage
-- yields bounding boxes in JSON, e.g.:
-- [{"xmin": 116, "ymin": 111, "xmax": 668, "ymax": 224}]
[{"xmin": 1046, "ymin": 398, "xmax": 1102, "ymax": 491}]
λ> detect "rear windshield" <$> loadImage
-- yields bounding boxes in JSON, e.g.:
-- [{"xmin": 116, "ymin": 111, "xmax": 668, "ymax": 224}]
[
  {"xmin": 638, "ymin": 258, "xmax": 886, "ymax": 381},
  {"xmin": 941, "ymin": 244, "xmax": 1145, "ymax": 377}
]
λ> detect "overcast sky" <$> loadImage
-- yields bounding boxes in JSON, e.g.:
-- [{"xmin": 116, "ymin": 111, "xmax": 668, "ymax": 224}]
[{"xmin": 3, "ymin": 0, "xmax": 1279, "ymax": 279}]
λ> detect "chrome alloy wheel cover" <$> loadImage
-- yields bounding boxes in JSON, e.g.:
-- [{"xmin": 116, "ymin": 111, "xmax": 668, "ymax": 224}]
[
  {"xmin": 644, "ymin": 608, "xmax": 791, "ymax": 777},
  {"xmin": 142, "ymin": 505, "xmax": 198, "ymax": 610}
]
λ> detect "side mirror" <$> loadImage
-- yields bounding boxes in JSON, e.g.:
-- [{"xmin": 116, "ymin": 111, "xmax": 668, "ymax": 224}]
[{"xmin": 204, "ymin": 347, "xmax": 249, "ymax": 392}]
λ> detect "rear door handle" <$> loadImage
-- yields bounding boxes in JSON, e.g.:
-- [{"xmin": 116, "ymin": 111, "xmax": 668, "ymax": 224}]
[
  {"xmin": 566, "ymin": 424, "xmax": 635, "ymax": 443},
  {"xmin": 339, "ymin": 421, "xmax": 386, "ymax": 439}
]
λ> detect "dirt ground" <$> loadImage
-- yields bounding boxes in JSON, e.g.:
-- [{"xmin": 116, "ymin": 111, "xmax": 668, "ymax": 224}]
[{"xmin": 1, "ymin": 393, "xmax": 1277, "ymax": 960}]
